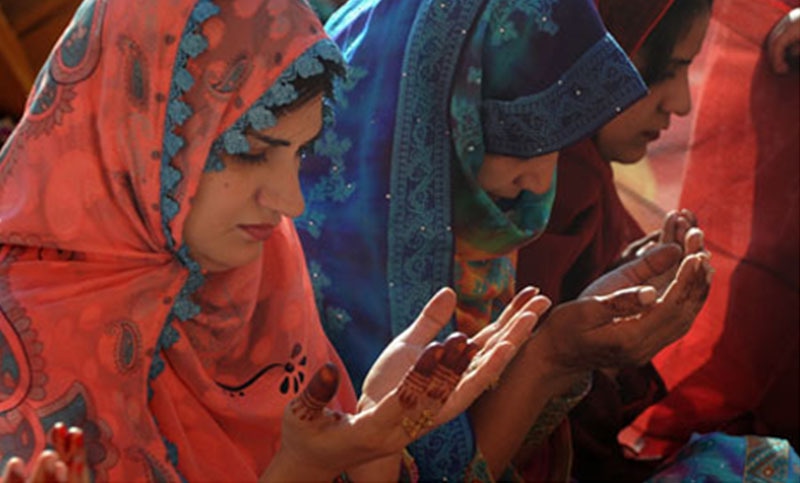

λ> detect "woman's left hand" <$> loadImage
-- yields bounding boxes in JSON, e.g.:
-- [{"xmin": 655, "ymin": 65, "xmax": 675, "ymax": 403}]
[
  {"xmin": 264, "ymin": 287, "xmax": 548, "ymax": 482},
  {"xmin": 358, "ymin": 286, "xmax": 549, "ymax": 417},
  {"xmin": 1, "ymin": 424, "xmax": 89, "ymax": 483}
]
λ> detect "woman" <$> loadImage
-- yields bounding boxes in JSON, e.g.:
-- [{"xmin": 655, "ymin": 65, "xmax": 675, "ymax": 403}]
[
  {"xmin": 0, "ymin": 0, "xmax": 536, "ymax": 480},
  {"xmin": 513, "ymin": 0, "xmax": 714, "ymax": 479},
  {"xmin": 297, "ymin": 0, "xmax": 717, "ymax": 479}
]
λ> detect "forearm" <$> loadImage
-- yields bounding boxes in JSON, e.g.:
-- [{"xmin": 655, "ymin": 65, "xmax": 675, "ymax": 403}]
[{"xmin": 468, "ymin": 336, "xmax": 581, "ymax": 479}]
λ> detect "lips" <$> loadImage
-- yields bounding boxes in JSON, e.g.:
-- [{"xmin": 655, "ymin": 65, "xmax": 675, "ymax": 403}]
[{"xmin": 239, "ymin": 224, "xmax": 276, "ymax": 241}]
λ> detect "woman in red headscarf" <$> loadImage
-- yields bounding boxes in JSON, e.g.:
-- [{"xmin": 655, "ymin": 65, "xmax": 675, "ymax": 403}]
[{"xmin": 0, "ymin": 0, "xmax": 536, "ymax": 480}]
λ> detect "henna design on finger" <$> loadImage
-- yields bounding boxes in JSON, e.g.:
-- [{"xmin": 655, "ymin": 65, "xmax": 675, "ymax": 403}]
[
  {"xmin": 401, "ymin": 409, "xmax": 434, "ymax": 439},
  {"xmin": 66, "ymin": 427, "xmax": 86, "ymax": 479},
  {"xmin": 291, "ymin": 363, "xmax": 339, "ymax": 421},
  {"xmin": 427, "ymin": 335, "xmax": 477, "ymax": 402},
  {"xmin": 397, "ymin": 343, "xmax": 443, "ymax": 409},
  {"xmin": 50, "ymin": 422, "xmax": 69, "ymax": 458}
]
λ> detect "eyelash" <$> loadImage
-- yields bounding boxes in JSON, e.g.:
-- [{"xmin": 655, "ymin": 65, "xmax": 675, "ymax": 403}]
[
  {"xmin": 234, "ymin": 143, "xmax": 315, "ymax": 166},
  {"xmin": 236, "ymin": 151, "xmax": 268, "ymax": 164}
]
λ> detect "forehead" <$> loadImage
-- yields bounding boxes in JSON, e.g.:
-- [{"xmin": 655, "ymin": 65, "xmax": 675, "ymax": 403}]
[
  {"xmin": 250, "ymin": 94, "xmax": 324, "ymax": 140},
  {"xmin": 672, "ymin": 10, "xmax": 711, "ymax": 60}
]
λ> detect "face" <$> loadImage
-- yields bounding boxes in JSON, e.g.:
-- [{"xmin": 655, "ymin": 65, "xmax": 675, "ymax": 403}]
[
  {"xmin": 183, "ymin": 94, "xmax": 324, "ymax": 272},
  {"xmin": 477, "ymin": 151, "xmax": 559, "ymax": 199},
  {"xmin": 595, "ymin": 10, "xmax": 711, "ymax": 164}
]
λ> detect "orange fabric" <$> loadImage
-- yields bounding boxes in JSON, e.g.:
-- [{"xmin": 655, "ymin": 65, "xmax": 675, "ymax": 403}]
[
  {"xmin": 622, "ymin": 0, "xmax": 799, "ymax": 458},
  {"xmin": 0, "ymin": 0, "xmax": 356, "ymax": 480}
]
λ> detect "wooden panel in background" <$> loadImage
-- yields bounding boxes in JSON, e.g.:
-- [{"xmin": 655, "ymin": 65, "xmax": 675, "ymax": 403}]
[{"xmin": 0, "ymin": 0, "xmax": 81, "ymax": 118}]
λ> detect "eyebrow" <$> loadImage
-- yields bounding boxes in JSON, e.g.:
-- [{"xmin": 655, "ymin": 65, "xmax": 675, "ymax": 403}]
[{"xmin": 249, "ymin": 132, "xmax": 291, "ymax": 147}]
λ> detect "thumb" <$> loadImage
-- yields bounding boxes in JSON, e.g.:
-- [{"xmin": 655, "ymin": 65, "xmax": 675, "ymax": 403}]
[
  {"xmin": 594, "ymin": 286, "xmax": 657, "ymax": 320},
  {"xmin": 402, "ymin": 287, "xmax": 457, "ymax": 344},
  {"xmin": 289, "ymin": 363, "xmax": 340, "ymax": 422}
]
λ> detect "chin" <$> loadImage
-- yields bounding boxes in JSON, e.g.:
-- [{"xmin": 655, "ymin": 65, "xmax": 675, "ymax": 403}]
[
  {"xmin": 201, "ymin": 246, "xmax": 262, "ymax": 273},
  {"xmin": 612, "ymin": 145, "xmax": 648, "ymax": 164}
]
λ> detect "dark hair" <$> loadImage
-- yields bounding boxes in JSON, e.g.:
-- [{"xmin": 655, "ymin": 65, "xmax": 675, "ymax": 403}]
[
  {"xmin": 272, "ymin": 59, "xmax": 345, "ymax": 117},
  {"xmin": 638, "ymin": 0, "xmax": 713, "ymax": 85}
]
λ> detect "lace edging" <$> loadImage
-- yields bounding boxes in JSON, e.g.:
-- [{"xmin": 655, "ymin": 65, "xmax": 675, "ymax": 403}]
[{"xmin": 482, "ymin": 33, "xmax": 647, "ymax": 157}]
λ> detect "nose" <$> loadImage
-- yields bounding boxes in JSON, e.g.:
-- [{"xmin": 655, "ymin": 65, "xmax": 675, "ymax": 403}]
[
  {"xmin": 661, "ymin": 72, "xmax": 692, "ymax": 117},
  {"xmin": 255, "ymin": 167, "xmax": 305, "ymax": 219},
  {"xmin": 516, "ymin": 152, "xmax": 558, "ymax": 195}
]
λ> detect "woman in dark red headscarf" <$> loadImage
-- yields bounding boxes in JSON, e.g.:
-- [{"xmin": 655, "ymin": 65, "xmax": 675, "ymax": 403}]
[{"xmin": 515, "ymin": 0, "xmax": 714, "ymax": 480}]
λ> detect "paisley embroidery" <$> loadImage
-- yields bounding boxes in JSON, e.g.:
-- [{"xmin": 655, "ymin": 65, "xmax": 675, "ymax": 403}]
[
  {"xmin": 0, "ymin": 314, "xmax": 30, "ymax": 412},
  {"xmin": 108, "ymin": 320, "xmax": 142, "ymax": 374},
  {"xmin": 24, "ymin": 75, "xmax": 78, "ymax": 139},
  {"xmin": 117, "ymin": 35, "xmax": 150, "ymax": 111},
  {"xmin": 19, "ymin": 0, "xmax": 106, "ymax": 140},
  {"xmin": 49, "ymin": 0, "xmax": 106, "ymax": 83},
  {"xmin": 207, "ymin": 54, "xmax": 253, "ymax": 96},
  {"xmin": 0, "ymin": 409, "xmax": 37, "ymax": 470},
  {"xmin": 0, "ymin": 250, "xmax": 48, "ymax": 410}
]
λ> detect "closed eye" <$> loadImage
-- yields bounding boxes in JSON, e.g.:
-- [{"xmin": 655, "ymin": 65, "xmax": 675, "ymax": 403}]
[{"xmin": 236, "ymin": 150, "xmax": 268, "ymax": 164}]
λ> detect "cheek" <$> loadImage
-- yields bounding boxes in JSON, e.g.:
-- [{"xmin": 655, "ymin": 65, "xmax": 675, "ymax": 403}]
[{"xmin": 476, "ymin": 160, "xmax": 511, "ymax": 191}]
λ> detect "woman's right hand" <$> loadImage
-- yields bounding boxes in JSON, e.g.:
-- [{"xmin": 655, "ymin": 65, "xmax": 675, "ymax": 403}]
[
  {"xmin": 767, "ymin": 8, "xmax": 800, "ymax": 74},
  {"xmin": 263, "ymin": 287, "xmax": 546, "ymax": 482}
]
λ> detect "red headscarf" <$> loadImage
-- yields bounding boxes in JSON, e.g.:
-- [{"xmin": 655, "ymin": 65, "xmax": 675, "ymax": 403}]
[
  {"xmin": 514, "ymin": 1, "xmax": 675, "ymax": 304},
  {"xmin": 0, "ymin": 0, "xmax": 356, "ymax": 480},
  {"xmin": 623, "ymin": 0, "xmax": 799, "ymax": 456}
]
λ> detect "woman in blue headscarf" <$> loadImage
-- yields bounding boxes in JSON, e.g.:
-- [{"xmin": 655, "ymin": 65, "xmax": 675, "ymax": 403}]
[{"xmin": 295, "ymin": 0, "xmax": 708, "ymax": 479}]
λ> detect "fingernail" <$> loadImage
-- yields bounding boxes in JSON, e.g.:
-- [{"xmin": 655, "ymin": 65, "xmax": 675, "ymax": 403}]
[
  {"xmin": 452, "ymin": 342, "xmax": 479, "ymax": 374},
  {"xmin": 441, "ymin": 333, "xmax": 469, "ymax": 371},
  {"xmin": 413, "ymin": 343, "xmax": 444, "ymax": 377},
  {"xmin": 67, "ymin": 428, "xmax": 84, "ymax": 458},
  {"xmin": 53, "ymin": 422, "xmax": 67, "ymax": 452},
  {"xmin": 638, "ymin": 287, "xmax": 657, "ymax": 305},
  {"xmin": 305, "ymin": 363, "xmax": 340, "ymax": 404}
]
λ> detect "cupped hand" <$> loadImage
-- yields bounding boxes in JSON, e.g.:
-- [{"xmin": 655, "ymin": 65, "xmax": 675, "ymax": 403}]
[
  {"xmin": 264, "ymin": 287, "xmax": 549, "ymax": 482},
  {"xmin": 767, "ymin": 8, "xmax": 800, "ymax": 74},
  {"xmin": 2, "ymin": 424, "xmax": 89, "ymax": 483},
  {"xmin": 613, "ymin": 209, "xmax": 706, "ymax": 296},
  {"xmin": 359, "ymin": 286, "xmax": 550, "ymax": 417},
  {"xmin": 535, "ymin": 244, "xmax": 712, "ymax": 376}
]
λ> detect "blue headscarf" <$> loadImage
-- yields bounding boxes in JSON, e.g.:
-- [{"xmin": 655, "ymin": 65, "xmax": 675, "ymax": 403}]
[{"xmin": 297, "ymin": 0, "xmax": 646, "ymax": 478}]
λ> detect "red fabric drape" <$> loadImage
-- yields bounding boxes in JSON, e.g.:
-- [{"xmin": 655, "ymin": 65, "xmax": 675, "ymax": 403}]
[{"xmin": 622, "ymin": 0, "xmax": 799, "ymax": 457}]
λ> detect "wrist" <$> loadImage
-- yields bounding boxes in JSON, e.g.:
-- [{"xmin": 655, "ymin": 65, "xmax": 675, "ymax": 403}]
[
  {"xmin": 520, "ymin": 335, "xmax": 588, "ymax": 398},
  {"xmin": 261, "ymin": 448, "xmax": 338, "ymax": 483}
]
